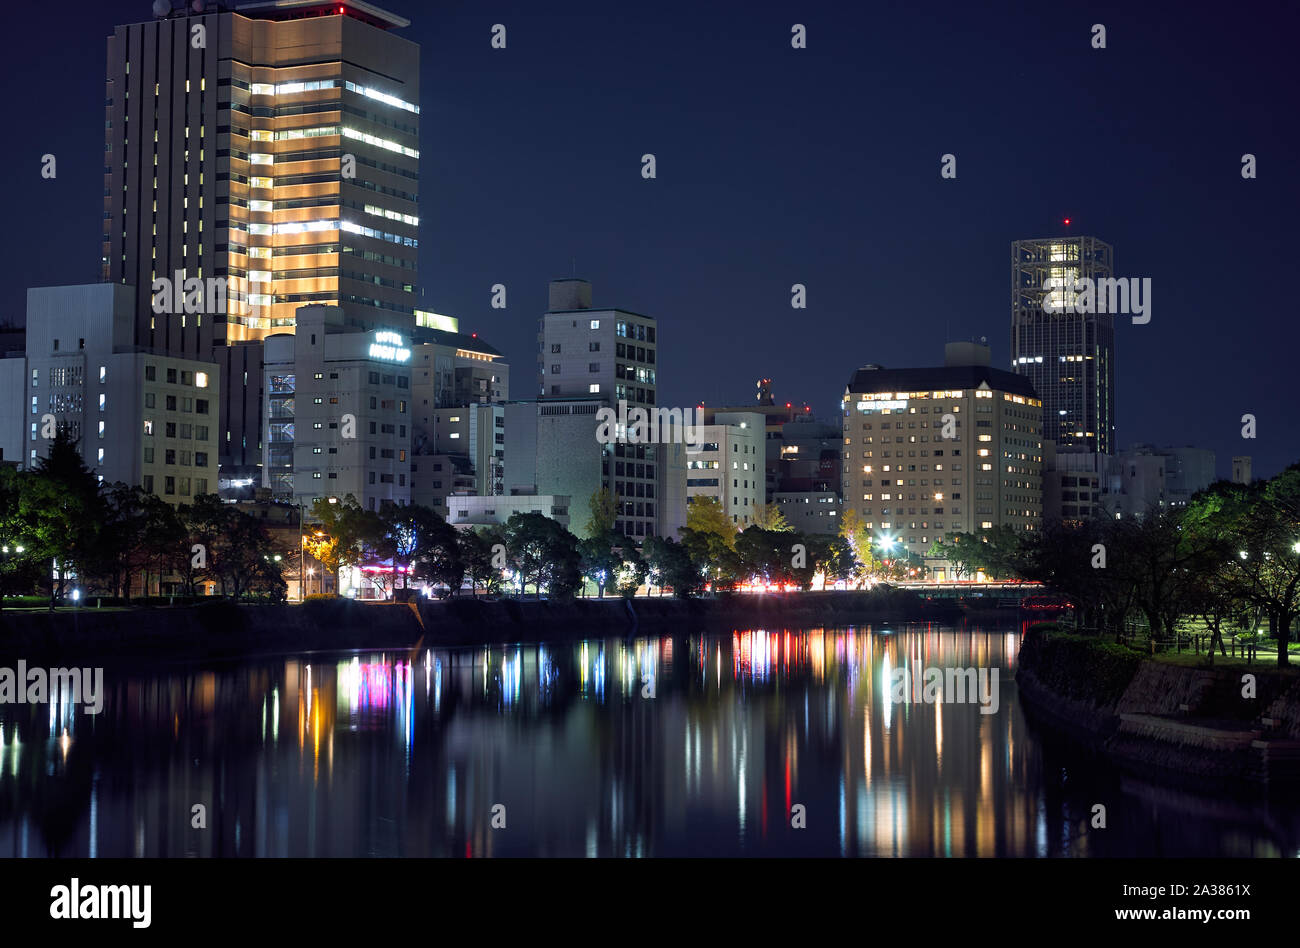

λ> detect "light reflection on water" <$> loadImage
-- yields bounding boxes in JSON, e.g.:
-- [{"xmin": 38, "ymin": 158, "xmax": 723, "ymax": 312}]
[{"xmin": 0, "ymin": 622, "xmax": 1293, "ymax": 857}]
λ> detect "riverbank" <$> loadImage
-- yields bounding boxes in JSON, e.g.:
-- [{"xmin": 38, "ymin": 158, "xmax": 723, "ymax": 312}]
[
  {"xmin": 1016, "ymin": 625, "xmax": 1300, "ymax": 785},
  {"xmin": 0, "ymin": 587, "xmax": 963, "ymax": 663}
]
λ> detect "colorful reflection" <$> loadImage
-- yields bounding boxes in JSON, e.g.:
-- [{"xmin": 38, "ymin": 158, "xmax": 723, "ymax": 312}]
[{"xmin": 0, "ymin": 623, "xmax": 1294, "ymax": 858}]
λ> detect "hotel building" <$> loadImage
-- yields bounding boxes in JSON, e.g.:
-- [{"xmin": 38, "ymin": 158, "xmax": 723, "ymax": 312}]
[{"xmin": 841, "ymin": 342, "xmax": 1044, "ymax": 565}]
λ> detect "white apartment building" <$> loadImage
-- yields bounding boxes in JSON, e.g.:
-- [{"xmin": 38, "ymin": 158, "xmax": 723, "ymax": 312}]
[
  {"xmin": 262, "ymin": 304, "xmax": 412, "ymax": 510},
  {"xmin": 686, "ymin": 411, "xmax": 765, "ymax": 528}
]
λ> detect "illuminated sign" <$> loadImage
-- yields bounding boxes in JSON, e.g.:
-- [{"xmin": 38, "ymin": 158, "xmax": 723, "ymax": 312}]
[
  {"xmin": 369, "ymin": 331, "xmax": 410, "ymax": 363},
  {"xmin": 857, "ymin": 400, "xmax": 908, "ymax": 411}
]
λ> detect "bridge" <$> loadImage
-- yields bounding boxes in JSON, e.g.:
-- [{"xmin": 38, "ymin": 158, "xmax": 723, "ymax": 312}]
[{"xmin": 892, "ymin": 581, "xmax": 1070, "ymax": 612}]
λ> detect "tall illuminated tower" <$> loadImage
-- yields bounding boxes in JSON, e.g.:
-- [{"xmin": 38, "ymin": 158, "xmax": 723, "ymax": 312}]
[
  {"xmin": 103, "ymin": 0, "xmax": 420, "ymax": 484},
  {"xmin": 1010, "ymin": 235, "xmax": 1115, "ymax": 454}
]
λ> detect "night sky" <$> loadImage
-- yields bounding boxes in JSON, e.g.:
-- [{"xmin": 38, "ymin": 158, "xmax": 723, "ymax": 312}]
[{"xmin": 6, "ymin": 0, "xmax": 1297, "ymax": 478}]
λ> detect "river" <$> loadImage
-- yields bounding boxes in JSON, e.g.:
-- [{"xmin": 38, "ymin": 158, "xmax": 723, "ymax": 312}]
[{"xmin": 0, "ymin": 621, "xmax": 1294, "ymax": 857}]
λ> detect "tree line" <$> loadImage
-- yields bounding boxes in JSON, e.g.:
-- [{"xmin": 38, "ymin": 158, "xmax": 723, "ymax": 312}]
[
  {"xmin": 0, "ymin": 431, "xmax": 288, "ymax": 608},
  {"xmin": 929, "ymin": 465, "xmax": 1300, "ymax": 666}
]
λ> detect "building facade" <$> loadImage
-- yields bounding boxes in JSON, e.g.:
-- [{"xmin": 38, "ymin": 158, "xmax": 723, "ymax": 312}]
[
  {"xmin": 686, "ymin": 412, "xmax": 764, "ymax": 528},
  {"xmin": 261, "ymin": 304, "xmax": 412, "ymax": 509},
  {"xmin": 842, "ymin": 342, "xmax": 1044, "ymax": 564},
  {"xmin": 536, "ymin": 280, "xmax": 674, "ymax": 539},
  {"xmin": 11, "ymin": 284, "xmax": 221, "ymax": 503},
  {"xmin": 1010, "ymin": 235, "xmax": 1115, "ymax": 455},
  {"xmin": 102, "ymin": 1, "xmax": 421, "ymax": 485}
]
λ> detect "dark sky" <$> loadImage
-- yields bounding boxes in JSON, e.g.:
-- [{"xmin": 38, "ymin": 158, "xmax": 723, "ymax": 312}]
[{"xmin": 6, "ymin": 0, "xmax": 1298, "ymax": 479}]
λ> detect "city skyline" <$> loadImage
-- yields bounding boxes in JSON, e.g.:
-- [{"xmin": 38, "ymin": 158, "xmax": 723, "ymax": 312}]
[{"xmin": 1, "ymin": 0, "xmax": 1296, "ymax": 488}]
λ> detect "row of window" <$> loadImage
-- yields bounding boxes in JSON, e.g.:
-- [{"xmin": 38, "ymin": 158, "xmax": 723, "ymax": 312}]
[
  {"xmin": 141, "ymin": 422, "xmax": 210, "ymax": 441},
  {"xmin": 144, "ymin": 447, "xmax": 209, "ymax": 467},
  {"xmin": 141, "ymin": 475, "xmax": 209, "ymax": 497}
]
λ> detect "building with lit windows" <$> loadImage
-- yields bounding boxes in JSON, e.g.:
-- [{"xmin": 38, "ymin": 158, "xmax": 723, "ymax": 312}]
[
  {"xmin": 841, "ymin": 342, "xmax": 1043, "ymax": 571},
  {"xmin": 7, "ymin": 284, "xmax": 220, "ymax": 503},
  {"xmin": 408, "ymin": 311, "xmax": 509, "ymax": 514},
  {"xmin": 261, "ymin": 304, "xmax": 411, "ymax": 509},
  {"xmin": 102, "ymin": 1, "xmax": 421, "ymax": 486},
  {"xmin": 686, "ymin": 412, "xmax": 764, "ymax": 528},
  {"xmin": 1010, "ymin": 235, "xmax": 1115, "ymax": 454},
  {"xmin": 536, "ymin": 279, "xmax": 674, "ymax": 539}
]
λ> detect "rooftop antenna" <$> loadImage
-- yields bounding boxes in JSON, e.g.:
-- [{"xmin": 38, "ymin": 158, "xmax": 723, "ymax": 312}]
[{"xmin": 571, "ymin": 256, "xmax": 576, "ymax": 278}]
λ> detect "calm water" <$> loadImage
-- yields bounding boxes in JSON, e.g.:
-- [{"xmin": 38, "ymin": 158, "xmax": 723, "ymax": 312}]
[{"xmin": 1, "ymin": 621, "xmax": 1296, "ymax": 857}]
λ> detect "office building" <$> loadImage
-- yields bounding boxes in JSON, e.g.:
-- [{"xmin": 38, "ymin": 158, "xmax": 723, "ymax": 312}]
[
  {"xmin": 7, "ymin": 284, "xmax": 220, "ymax": 503},
  {"xmin": 686, "ymin": 412, "xmax": 764, "ymax": 528},
  {"xmin": 102, "ymin": 1, "xmax": 421, "ymax": 484},
  {"xmin": 536, "ymin": 279, "xmax": 675, "ymax": 539},
  {"xmin": 261, "ymin": 304, "xmax": 412, "ymax": 509},
  {"xmin": 842, "ymin": 342, "xmax": 1044, "ymax": 567},
  {"xmin": 1011, "ymin": 235, "xmax": 1115, "ymax": 454},
  {"xmin": 408, "ymin": 311, "xmax": 508, "ymax": 513}
]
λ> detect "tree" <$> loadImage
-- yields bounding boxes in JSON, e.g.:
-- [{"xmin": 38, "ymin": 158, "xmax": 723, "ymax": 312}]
[
  {"xmin": 583, "ymin": 487, "xmax": 618, "ymax": 540},
  {"xmin": 808, "ymin": 533, "xmax": 854, "ymax": 589},
  {"xmin": 0, "ymin": 466, "xmax": 41, "ymax": 609},
  {"xmin": 614, "ymin": 544, "xmax": 648, "ymax": 597},
  {"xmin": 928, "ymin": 528, "xmax": 1027, "ymax": 582},
  {"xmin": 26, "ymin": 429, "xmax": 105, "ymax": 607},
  {"xmin": 578, "ymin": 529, "xmax": 623, "ymax": 597},
  {"xmin": 1231, "ymin": 467, "xmax": 1300, "ymax": 666},
  {"xmin": 686, "ymin": 496, "xmax": 736, "ymax": 550},
  {"xmin": 736, "ymin": 526, "xmax": 797, "ymax": 587},
  {"xmin": 752, "ymin": 502, "xmax": 793, "ymax": 532},
  {"xmin": 642, "ymin": 535, "xmax": 703, "ymax": 598},
  {"xmin": 459, "ymin": 527, "xmax": 504, "ymax": 596},
  {"xmin": 208, "ymin": 509, "xmax": 285, "ymax": 600},
  {"xmin": 1181, "ymin": 486, "xmax": 1247, "ymax": 663},
  {"xmin": 382, "ymin": 503, "xmax": 461, "ymax": 593},
  {"xmin": 502, "ymin": 511, "xmax": 580, "ymax": 598},
  {"xmin": 305, "ymin": 495, "xmax": 383, "ymax": 595},
  {"xmin": 837, "ymin": 508, "xmax": 874, "ymax": 585}
]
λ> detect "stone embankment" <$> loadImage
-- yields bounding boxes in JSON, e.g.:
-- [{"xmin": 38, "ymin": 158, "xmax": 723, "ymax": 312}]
[
  {"xmin": 1016, "ymin": 626, "xmax": 1300, "ymax": 784},
  {"xmin": 0, "ymin": 587, "xmax": 962, "ymax": 663}
]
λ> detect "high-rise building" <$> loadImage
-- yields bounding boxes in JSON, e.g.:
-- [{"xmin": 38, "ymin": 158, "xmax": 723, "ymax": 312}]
[
  {"xmin": 1011, "ymin": 235, "xmax": 1115, "ymax": 454},
  {"xmin": 537, "ymin": 279, "xmax": 671, "ymax": 539},
  {"xmin": 102, "ymin": 1, "xmax": 421, "ymax": 486},
  {"xmin": 842, "ymin": 342, "xmax": 1043, "ymax": 569}
]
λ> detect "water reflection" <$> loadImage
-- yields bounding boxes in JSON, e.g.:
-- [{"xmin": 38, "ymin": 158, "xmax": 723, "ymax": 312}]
[{"xmin": 0, "ymin": 622, "xmax": 1295, "ymax": 857}]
